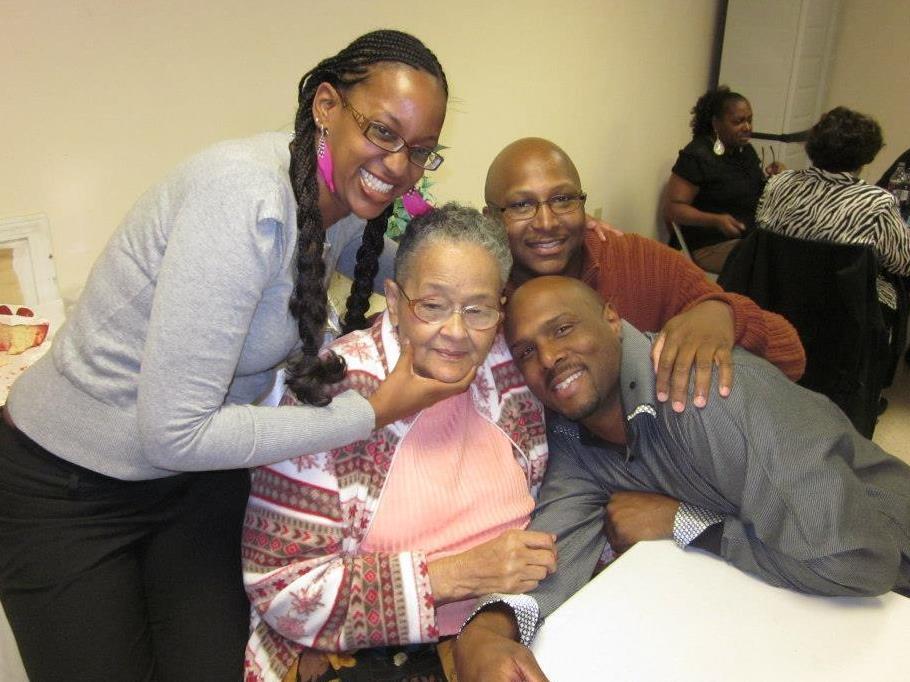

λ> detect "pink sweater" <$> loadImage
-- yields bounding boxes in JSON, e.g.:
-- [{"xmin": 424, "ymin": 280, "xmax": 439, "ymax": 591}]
[{"xmin": 361, "ymin": 390, "xmax": 534, "ymax": 634}]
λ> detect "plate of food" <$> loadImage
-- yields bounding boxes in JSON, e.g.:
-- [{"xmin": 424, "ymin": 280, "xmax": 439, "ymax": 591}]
[{"xmin": 0, "ymin": 303, "xmax": 56, "ymax": 404}]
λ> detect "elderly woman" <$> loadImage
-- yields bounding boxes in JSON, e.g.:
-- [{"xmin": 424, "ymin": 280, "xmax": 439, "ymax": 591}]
[
  {"xmin": 243, "ymin": 204, "xmax": 551, "ymax": 682},
  {"xmin": 665, "ymin": 86, "xmax": 783, "ymax": 273},
  {"xmin": 757, "ymin": 106, "xmax": 910, "ymax": 313}
]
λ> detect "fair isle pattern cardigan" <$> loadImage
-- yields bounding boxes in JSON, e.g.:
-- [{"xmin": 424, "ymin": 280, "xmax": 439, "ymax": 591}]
[{"xmin": 242, "ymin": 312, "xmax": 548, "ymax": 682}]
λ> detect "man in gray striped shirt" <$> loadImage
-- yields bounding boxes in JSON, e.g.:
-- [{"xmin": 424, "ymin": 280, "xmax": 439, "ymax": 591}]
[{"xmin": 455, "ymin": 275, "xmax": 909, "ymax": 682}]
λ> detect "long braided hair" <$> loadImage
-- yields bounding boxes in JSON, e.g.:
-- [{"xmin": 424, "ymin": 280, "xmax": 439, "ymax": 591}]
[{"xmin": 285, "ymin": 30, "xmax": 447, "ymax": 406}]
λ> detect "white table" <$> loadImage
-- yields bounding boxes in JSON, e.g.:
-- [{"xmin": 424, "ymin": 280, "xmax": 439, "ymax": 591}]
[{"xmin": 531, "ymin": 540, "xmax": 910, "ymax": 681}]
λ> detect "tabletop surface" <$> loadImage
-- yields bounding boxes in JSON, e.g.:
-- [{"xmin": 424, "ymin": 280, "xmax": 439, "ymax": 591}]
[{"xmin": 531, "ymin": 539, "xmax": 910, "ymax": 681}]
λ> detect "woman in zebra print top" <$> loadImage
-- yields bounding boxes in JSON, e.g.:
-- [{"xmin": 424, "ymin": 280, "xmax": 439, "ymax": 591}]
[{"xmin": 756, "ymin": 107, "xmax": 910, "ymax": 311}]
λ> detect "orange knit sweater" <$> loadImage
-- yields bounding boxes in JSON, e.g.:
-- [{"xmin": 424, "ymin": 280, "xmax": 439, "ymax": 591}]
[
  {"xmin": 577, "ymin": 231, "xmax": 806, "ymax": 380},
  {"xmin": 505, "ymin": 232, "xmax": 805, "ymax": 380}
]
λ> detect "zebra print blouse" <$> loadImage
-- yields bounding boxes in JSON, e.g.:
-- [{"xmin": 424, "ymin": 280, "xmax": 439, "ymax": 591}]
[{"xmin": 756, "ymin": 167, "xmax": 910, "ymax": 309}]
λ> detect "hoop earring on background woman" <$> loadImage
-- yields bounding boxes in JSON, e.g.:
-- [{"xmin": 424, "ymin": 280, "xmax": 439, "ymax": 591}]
[
  {"xmin": 712, "ymin": 130, "xmax": 725, "ymax": 156},
  {"xmin": 316, "ymin": 122, "xmax": 336, "ymax": 193}
]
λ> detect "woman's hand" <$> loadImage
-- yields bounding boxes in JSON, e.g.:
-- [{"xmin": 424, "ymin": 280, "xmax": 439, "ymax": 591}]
[
  {"xmin": 765, "ymin": 161, "xmax": 786, "ymax": 176},
  {"xmin": 368, "ymin": 341, "xmax": 477, "ymax": 428},
  {"xmin": 652, "ymin": 300, "xmax": 735, "ymax": 412},
  {"xmin": 665, "ymin": 173, "xmax": 741, "ymax": 237},
  {"xmin": 585, "ymin": 215, "xmax": 623, "ymax": 241},
  {"xmin": 428, "ymin": 529, "xmax": 557, "ymax": 603},
  {"xmin": 712, "ymin": 213, "xmax": 746, "ymax": 237}
]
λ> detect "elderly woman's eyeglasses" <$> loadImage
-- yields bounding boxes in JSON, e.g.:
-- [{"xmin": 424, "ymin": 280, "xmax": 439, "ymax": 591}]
[
  {"xmin": 491, "ymin": 193, "xmax": 587, "ymax": 222},
  {"xmin": 340, "ymin": 95, "xmax": 444, "ymax": 171},
  {"xmin": 395, "ymin": 282, "xmax": 502, "ymax": 331}
]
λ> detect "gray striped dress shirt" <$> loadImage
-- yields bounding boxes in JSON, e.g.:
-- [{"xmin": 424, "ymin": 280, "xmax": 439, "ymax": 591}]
[{"xmin": 525, "ymin": 322, "xmax": 910, "ymax": 622}]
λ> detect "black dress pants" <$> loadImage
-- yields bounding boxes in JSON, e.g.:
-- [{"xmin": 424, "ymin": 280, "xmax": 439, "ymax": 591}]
[{"xmin": 0, "ymin": 416, "xmax": 251, "ymax": 681}]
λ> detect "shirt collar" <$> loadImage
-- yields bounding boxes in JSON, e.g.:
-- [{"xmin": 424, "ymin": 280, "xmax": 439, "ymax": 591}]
[
  {"xmin": 618, "ymin": 320, "xmax": 659, "ymax": 425},
  {"xmin": 806, "ymin": 166, "xmax": 863, "ymax": 186}
]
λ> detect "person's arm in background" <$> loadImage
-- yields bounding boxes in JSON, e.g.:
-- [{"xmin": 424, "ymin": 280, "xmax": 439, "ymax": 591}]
[
  {"xmin": 664, "ymin": 172, "xmax": 745, "ymax": 238},
  {"xmin": 873, "ymin": 202, "xmax": 910, "ymax": 277}
]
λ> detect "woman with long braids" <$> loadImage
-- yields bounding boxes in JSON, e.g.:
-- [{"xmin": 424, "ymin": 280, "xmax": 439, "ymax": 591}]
[{"xmin": 0, "ymin": 30, "xmax": 462, "ymax": 681}]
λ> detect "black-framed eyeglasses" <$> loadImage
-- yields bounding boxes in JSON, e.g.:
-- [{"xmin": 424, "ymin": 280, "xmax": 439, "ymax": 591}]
[
  {"xmin": 394, "ymin": 281, "xmax": 502, "ymax": 331},
  {"xmin": 490, "ymin": 193, "xmax": 587, "ymax": 222},
  {"xmin": 340, "ymin": 94, "xmax": 444, "ymax": 171}
]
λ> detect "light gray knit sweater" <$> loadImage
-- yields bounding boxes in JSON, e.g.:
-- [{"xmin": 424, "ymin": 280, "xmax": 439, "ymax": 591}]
[{"xmin": 8, "ymin": 132, "xmax": 392, "ymax": 480}]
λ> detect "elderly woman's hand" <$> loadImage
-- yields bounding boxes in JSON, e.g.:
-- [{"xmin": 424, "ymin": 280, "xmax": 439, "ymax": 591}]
[
  {"xmin": 652, "ymin": 300, "xmax": 735, "ymax": 412},
  {"xmin": 369, "ymin": 340, "xmax": 477, "ymax": 428},
  {"xmin": 428, "ymin": 529, "xmax": 557, "ymax": 603}
]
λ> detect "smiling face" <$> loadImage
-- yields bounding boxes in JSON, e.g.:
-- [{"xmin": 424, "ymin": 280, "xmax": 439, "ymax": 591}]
[
  {"xmin": 484, "ymin": 139, "xmax": 586, "ymax": 285},
  {"xmin": 713, "ymin": 98, "xmax": 753, "ymax": 149},
  {"xmin": 314, "ymin": 63, "xmax": 447, "ymax": 222},
  {"xmin": 386, "ymin": 240, "xmax": 503, "ymax": 384},
  {"xmin": 505, "ymin": 277, "xmax": 622, "ymax": 424}
]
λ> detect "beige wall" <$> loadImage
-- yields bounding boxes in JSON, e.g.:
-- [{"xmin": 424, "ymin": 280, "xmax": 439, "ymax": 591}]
[
  {"xmin": 1, "ymin": 0, "xmax": 719, "ymax": 299},
  {"xmin": 825, "ymin": 0, "xmax": 910, "ymax": 183}
]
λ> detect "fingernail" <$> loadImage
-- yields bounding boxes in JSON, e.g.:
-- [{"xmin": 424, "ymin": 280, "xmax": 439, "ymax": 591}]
[
  {"xmin": 672, "ymin": 401, "xmax": 684, "ymax": 413},
  {"xmin": 719, "ymin": 386, "xmax": 731, "ymax": 397},
  {"xmin": 694, "ymin": 395, "xmax": 706, "ymax": 408},
  {"xmin": 657, "ymin": 391, "xmax": 668, "ymax": 402}
]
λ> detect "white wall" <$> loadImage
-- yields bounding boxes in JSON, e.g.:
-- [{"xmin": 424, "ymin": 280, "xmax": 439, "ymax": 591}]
[
  {"xmin": 1, "ymin": 0, "xmax": 720, "ymax": 299},
  {"xmin": 824, "ymin": 0, "xmax": 910, "ymax": 183}
]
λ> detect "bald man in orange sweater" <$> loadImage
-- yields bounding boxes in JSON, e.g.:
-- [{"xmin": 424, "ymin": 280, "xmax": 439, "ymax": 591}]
[{"xmin": 484, "ymin": 137, "xmax": 805, "ymax": 410}]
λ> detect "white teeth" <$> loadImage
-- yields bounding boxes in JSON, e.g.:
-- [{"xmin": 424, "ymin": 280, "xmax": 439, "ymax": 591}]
[
  {"xmin": 554, "ymin": 370, "xmax": 583, "ymax": 391},
  {"xmin": 360, "ymin": 168, "xmax": 393, "ymax": 194}
]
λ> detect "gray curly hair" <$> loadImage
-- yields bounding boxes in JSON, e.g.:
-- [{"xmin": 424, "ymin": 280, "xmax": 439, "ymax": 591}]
[{"xmin": 394, "ymin": 202, "xmax": 513, "ymax": 285}]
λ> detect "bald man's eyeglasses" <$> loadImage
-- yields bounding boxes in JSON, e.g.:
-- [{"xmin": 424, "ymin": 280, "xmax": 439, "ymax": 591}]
[{"xmin": 490, "ymin": 193, "xmax": 587, "ymax": 222}]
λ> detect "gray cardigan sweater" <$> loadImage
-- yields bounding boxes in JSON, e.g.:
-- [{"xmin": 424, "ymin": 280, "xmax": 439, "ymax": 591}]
[{"xmin": 8, "ymin": 132, "xmax": 393, "ymax": 480}]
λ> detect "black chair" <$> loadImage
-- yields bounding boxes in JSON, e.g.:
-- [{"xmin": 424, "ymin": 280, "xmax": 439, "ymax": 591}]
[
  {"xmin": 718, "ymin": 229, "xmax": 890, "ymax": 438},
  {"xmin": 880, "ymin": 271, "xmax": 909, "ymax": 388}
]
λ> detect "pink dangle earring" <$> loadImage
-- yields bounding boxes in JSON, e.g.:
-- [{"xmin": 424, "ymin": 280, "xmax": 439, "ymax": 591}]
[
  {"xmin": 316, "ymin": 122, "xmax": 336, "ymax": 193},
  {"xmin": 402, "ymin": 187, "xmax": 433, "ymax": 218}
]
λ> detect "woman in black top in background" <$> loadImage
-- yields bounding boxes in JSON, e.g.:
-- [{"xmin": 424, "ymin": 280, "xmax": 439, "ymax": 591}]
[{"xmin": 664, "ymin": 86, "xmax": 782, "ymax": 273}]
